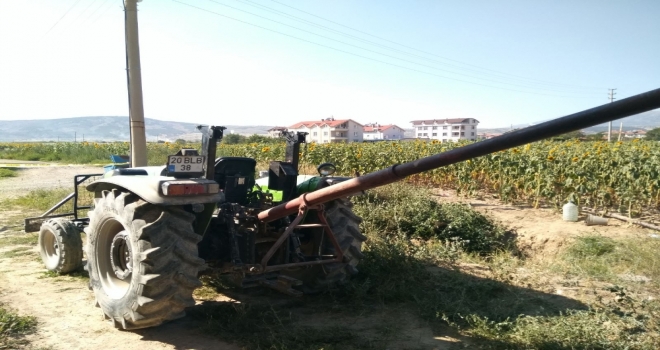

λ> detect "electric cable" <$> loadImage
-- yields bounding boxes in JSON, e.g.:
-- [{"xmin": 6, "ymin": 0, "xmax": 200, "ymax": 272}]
[
  {"xmin": 268, "ymin": 0, "xmax": 605, "ymax": 90},
  {"xmin": 43, "ymin": 0, "xmax": 85, "ymax": 37},
  {"xmin": 205, "ymin": 0, "xmax": 600, "ymax": 95},
  {"xmin": 172, "ymin": 0, "xmax": 602, "ymax": 98}
]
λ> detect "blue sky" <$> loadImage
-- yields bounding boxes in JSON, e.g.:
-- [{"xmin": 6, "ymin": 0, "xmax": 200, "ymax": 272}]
[{"xmin": 0, "ymin": 0, "xmax": 658, "ymax": 128}]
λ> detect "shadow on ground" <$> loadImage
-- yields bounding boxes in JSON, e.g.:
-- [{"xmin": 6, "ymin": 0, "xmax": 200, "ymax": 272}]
[{"xmin": 136, "ymin": 263, "xmax": 588, "ymax": 350}]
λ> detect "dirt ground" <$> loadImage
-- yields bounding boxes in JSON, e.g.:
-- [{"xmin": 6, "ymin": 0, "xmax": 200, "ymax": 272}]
[
  {"xmin": 0, "ymin": 166, "xmax": 655, "ymax": 349},
  {"xmin": 0, "ymin": 163, "xmax": 103, "ymax": 200},
  {"xmin": 432, "ymin": 189, "xmax": 651, "ymax": 259}
]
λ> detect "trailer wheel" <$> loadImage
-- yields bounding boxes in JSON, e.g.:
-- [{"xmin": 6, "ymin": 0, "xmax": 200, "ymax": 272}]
[
  {"xmin": 85, "ymin": 189, "xmax": 204, "ymax": 330},
  {"xmin": 285, "ymin": 198, "xmax": 366, "ymax": 292},
  {"xmin": 38, "ymin": 218, "xmax": 83, "ymax": 274}
]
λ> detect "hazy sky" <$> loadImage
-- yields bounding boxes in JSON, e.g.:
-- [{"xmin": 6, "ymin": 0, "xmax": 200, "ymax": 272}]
[{"xmin": 0, "ymin": 0, "xmax": 658, "ymax": 128}]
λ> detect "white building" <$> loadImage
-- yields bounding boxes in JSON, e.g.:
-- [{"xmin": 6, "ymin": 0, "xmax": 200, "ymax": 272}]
[
  {"xmin": 363, "ymin": 123, "xmax": 406, "ymax": 140},
  {"xmin": 411, "ymin": 118, "xmax": 479, "ymax": 142},
  {"xmin": 289, "ymin": 118, "xmax": 364, "ymax": 143},
  {"xmin": 267, "ymin": 127, "xmax": 287, "ymax": 138}
]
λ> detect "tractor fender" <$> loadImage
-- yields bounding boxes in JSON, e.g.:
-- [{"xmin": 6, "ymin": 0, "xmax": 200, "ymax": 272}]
[{"xmin": 87, "ymin": 176, "xmax": 224, "ymax": 205}]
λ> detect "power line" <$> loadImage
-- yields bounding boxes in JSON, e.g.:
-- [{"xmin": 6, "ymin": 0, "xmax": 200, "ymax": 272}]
[
  {"xmin": 88, "ymin": 0, "xmax": 116, "ymax": 24},
  {"xmin": 202, "ymin": 0, "xmax": 601, "ymax": 96},
  {"xmin": 267, "ymin": 0, "xmax": 605, "ymax": 91},
  {"xmin": 43, "ymin": 0, "xmax": 84, "ymax": 37},
  {"xmin": 240, "ymin": 0, "xmax": 599, "ymax": 91},
  {"xmin": 65, "ymin": 0, "xmax": 103, "ymax": 29},
  {"xmin": 173, "ymin": 0, "xmax": 599, "ymax": 98}
]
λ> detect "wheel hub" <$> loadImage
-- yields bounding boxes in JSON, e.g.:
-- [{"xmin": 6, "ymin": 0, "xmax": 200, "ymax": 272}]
[{"xmin": 110, "ymin": 231, "xmax": 132, "ymax": 280}]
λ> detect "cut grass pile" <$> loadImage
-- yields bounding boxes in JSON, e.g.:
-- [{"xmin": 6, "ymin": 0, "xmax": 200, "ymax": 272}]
[
  {"xmin": 0, "ymin": 168, "xmax": 16, "ymax": 178},
  {"xmin": 0, "ymin": 303, "xmax": 36, "ymax": 349}
]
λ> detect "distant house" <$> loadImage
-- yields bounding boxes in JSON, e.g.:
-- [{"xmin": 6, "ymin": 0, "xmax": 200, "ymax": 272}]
[
  {"xmin": 411, "ymin": 118, "xmax": 479, "ymax": 142},
  {"xmin": 478, "ymin": 132, "xmax": 502, "ymax": 140},
  {"xmin": 363, "ymin": 123, "xmax": 406, "ymax": 141},
  {"xmin": 289, "ymin": 117, "xmax": 363, "ymax": 143},
  {"xmin": 624, "ymin": 130, "xmax": 646, "ymax": 139},
  {"xmin": 267, "ymin": 127, "xmax": 288, "ymax": 138}
]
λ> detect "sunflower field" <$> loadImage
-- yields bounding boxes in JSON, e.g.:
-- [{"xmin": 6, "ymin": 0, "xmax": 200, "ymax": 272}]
[{"xmin": 2, "ymin": 138, "xmax": 658, "ymax": 215}]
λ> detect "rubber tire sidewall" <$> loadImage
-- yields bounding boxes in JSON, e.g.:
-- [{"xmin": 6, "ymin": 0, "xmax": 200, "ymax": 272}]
[
  {"xmin": 38, "ymin": 218, "xmax": 83, "ymax": 274},
  {"xmin": 85, "ymin": 189, "xmax": 203, "ymax": 330}
]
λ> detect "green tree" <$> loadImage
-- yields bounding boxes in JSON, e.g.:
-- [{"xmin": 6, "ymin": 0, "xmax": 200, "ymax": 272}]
[
  {"xmin": 553, "ymin": 130, "xmax": 584, "ymax": 141},
  {"xmin": 585, "ymin": 132, "xmax": 605, "ymax": 141},
  {"xmin": 245, "ymin": 134, "xmax": 281, "ymax": 144},
  {"xmin": 223, "ymin": 133, "xmax": 244, "ymax": 144},
  {"xmin": 645, "ymin": 127, "xmax": 660, "ymax": 141}
]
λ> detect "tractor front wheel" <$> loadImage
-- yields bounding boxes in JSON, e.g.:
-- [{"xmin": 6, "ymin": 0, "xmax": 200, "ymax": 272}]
[
  {"xmin": 38, "ymin": 218, "xmax": 83, "ymax": 274},
  {"xmin": 85, "ymin": 189, "xmax": 204, "ymax": 330}
]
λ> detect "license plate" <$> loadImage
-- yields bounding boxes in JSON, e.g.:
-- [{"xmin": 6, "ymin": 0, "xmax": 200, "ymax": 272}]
[{"xmin": 167, "ymin": 155, "xmax": 205, "ymax": 174}]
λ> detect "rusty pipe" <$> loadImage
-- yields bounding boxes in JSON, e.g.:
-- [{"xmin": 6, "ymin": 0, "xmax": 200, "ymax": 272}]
[{"xmin": 258, "ymin": 87, "xmax": 660, "ymax": 223}]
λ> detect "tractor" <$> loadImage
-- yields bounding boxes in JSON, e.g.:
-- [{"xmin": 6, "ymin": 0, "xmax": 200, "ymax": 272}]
[
  {"xmin": 28, "ymin": 126, "xmax": 365, "ymax": 329},
  {"xmin": 25, "ymin": 87, "xmax": 660, "ymax": 330}
]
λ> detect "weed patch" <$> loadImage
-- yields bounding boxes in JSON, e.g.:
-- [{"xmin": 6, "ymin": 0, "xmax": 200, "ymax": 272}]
[
  {"xmin": 0, "ymin": 168, "xmax": 16, "ymax": 178},
  {"xmin": 0, "ymin": 303, "xmax": 37, "ymax": 349},
  {"xmin": 38, "ymin": 269, "xmax": 89, "ymax": 280},
  {"xmin": 463, "ymin": 294, "xmax": 660, "ymax": 349},
  {"xmin": 0, "ymin": 233, "xmax": 38, "ymax": 249},
  {"xmin": 353, "ymin": 183, "xmax": 512, "ymax": 254},
  {"xmin": 0, "ymin": 247, "xmax": 33, "ymax": 259},
  {"xmin": 1, "ymin": 188, "xmax": 72, "ymax": 212},
  {"xmin": 555, "ymin": 235, "xmax": 660, "ymax": 284}
]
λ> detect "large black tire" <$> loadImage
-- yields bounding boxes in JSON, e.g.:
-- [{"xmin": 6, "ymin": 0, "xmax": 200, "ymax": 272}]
[
  {"xmin": 85, "ymin": 189, "xmax": 204, "ymax": 330},
  {"xmin": 38, "ymin": 218, "xmax": 83, "ymax": 274},
  {"xmin": 284, "ymin": 198, "xmax": 366, "ymax": 292}
]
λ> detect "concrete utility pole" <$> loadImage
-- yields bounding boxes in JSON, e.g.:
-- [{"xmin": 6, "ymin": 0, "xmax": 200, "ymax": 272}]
[
  {"xmin": 607, "ymin": 88, "xmax": 617, "ymax": 142},
  {"xmin": 124, "ymin": 0, "xmax": 147, "ymax": 167}
]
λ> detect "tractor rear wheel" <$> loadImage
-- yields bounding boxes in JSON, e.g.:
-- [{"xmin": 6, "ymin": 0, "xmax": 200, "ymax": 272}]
[
  {"xmin": 284, "ymin": 198, "xmax": 366, "ymax": 292},
  {"xmin": 85, "ymin": 189, "xmax": 204, "ymax": 330},
  {"xmin": 38, "ymin": 218, "xmax": 83, "ymax": 274}
]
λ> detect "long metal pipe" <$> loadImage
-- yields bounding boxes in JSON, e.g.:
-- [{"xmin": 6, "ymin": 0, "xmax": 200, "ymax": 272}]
[
  {"xmin": 124, "ymin": 0, "xmax": 148, "ymax": 167},
  {"xmin": 258, "ymin": 87, "xmax": 660, "ymax": 222}
]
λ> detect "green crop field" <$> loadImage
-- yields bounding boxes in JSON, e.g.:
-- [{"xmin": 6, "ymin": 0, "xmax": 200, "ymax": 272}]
[{"xmin": 2, "ymin": 138, "xmax": 659, "ymax": 216}]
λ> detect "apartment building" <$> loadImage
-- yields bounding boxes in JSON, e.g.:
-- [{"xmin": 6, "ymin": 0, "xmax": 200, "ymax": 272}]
[
  {"xmin": 363, "ymin": 123, "xmax": 406, "ymax": 140},
  {"xmin": 288, "ymin": 117, "xmax": 364, "ymax": 143},
  {"xmin": 410, "ymin": 118, "xmax": 479, "ymax": 142}
]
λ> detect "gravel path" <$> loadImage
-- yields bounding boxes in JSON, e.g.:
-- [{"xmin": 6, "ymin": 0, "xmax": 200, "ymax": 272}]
[{"xmin": 0, "ymin": 165, "xmax": 103, "ymax": 200}]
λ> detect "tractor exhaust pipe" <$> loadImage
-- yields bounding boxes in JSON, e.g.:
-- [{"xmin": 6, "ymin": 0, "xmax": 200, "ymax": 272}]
[{"xmin": 258, "ymin": 87, "xmax": 660, "ymax": 223}]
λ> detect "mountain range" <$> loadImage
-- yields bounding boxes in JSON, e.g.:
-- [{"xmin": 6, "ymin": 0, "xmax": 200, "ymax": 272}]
[
  {"xmin": 0, "ymin": 117, "xmax": 272, "ymax": 142},
  {"xmin": 480, "ymin": 109, "xmax": 660, "ymax": 134},
  {"xmin": 0, "ymin": 109, "xmax": 657, "ymax": 142}
]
